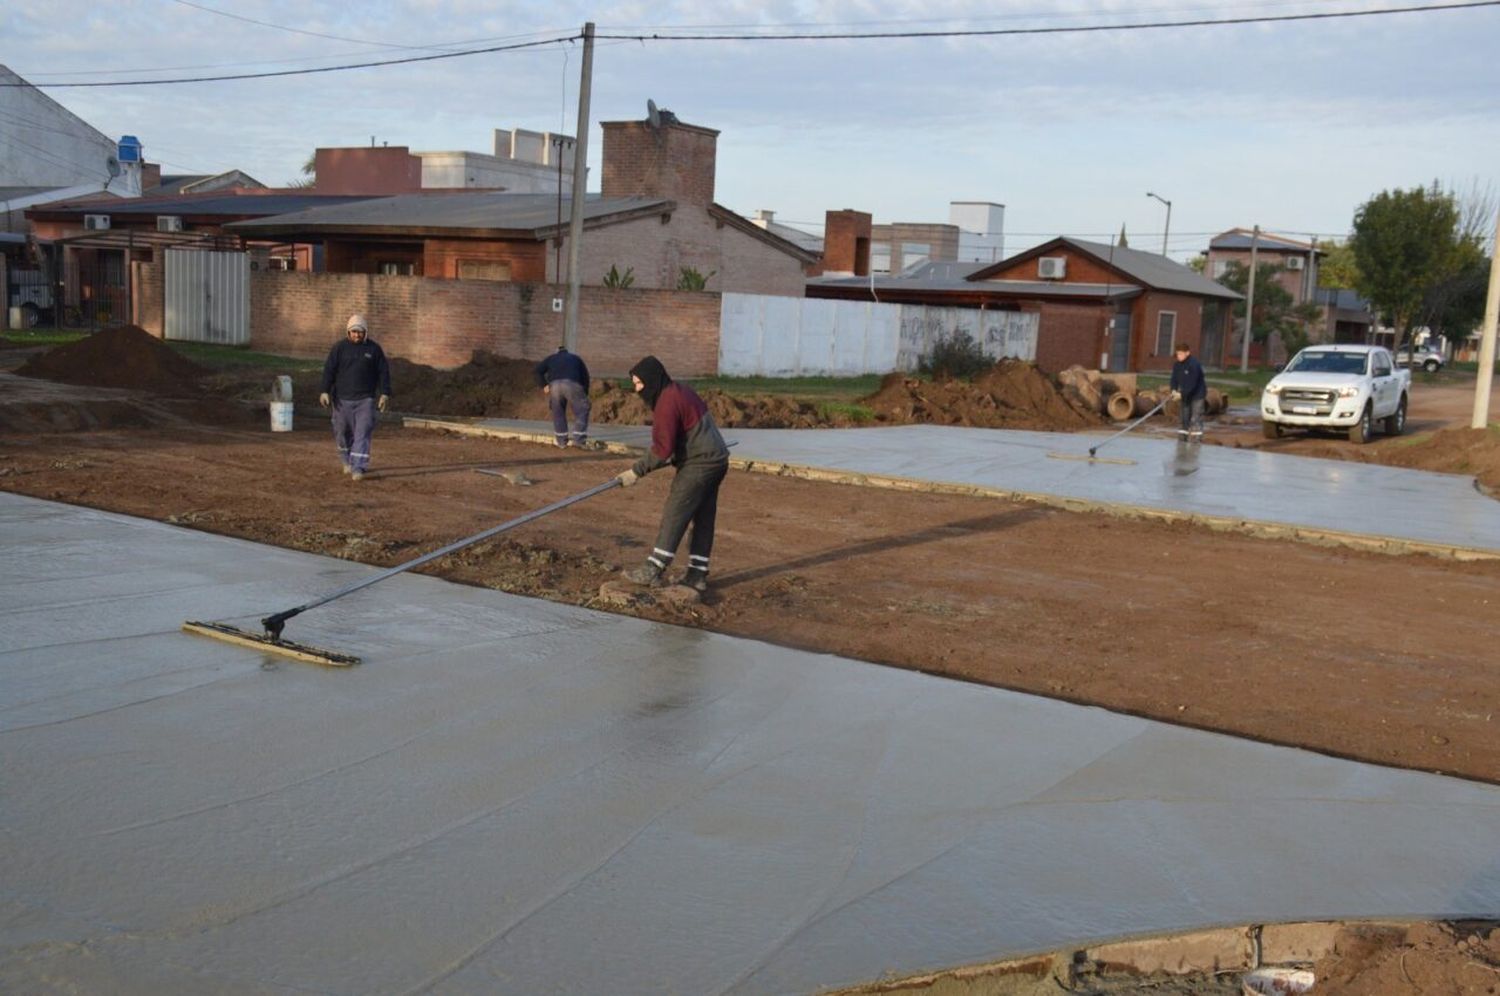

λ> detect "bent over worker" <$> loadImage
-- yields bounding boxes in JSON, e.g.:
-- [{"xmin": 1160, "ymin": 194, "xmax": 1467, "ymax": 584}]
[
  {"xmin": 1169, "ymin": 340, "xmax": 1207, "ymax": 440},
  {"xmin": 615, "ymin": 355, "xmax": 729, "ymax": 593},
  {"xmin": 534, "ymin": 345, "xmax": 591, "ymax": 447},
  {"xmin": 319, "ymin": 313, "xmax": 391, "ymax": 481}
]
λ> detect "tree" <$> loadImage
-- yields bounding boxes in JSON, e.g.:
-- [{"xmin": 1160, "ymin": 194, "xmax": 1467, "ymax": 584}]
[
  {"xmin": 1315, "ymin": 239, "xmax": 1360, "ymax": 289},
  {"xmin": 286, "ymin": 153, "xmax": 316, "ymax": 190},
  {"xmin": 1217, "ymin": 261, "xmax": 1321, "ymax": 357},
  {"xmin": 1348, "ymin": 183, "xmax": 1463, "ymax": 348}
]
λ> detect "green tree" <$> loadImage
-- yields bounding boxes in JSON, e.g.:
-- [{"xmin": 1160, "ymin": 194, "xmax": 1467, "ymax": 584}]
[
  {"xmin": 1315, "ymin": 239, "xmax": 1360, "ymax": 289},
  {"xmin": 1217, "ymin": 261, "xmax": 1322, "ymax": 357},
  {"xmin": 1348, "ymin": 183, "xmax": 1463, "ymax": 348},
  {"xmin": 286, "ymin": 153, "xmax": 316, "ymax": 190}
]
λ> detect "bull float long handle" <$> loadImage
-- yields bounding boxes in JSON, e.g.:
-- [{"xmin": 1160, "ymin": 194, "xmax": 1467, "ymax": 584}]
[
  {"xmin": 1088, "ymin": 396, "xmax": 1170, "ymax": 458},
  {"xmin": 260, "ymin": 477, "xmax": 622, "ymax": 639}
]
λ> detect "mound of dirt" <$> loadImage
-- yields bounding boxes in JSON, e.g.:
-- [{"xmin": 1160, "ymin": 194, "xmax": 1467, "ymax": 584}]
[
  {"xmin": 1380, "ymin": 425, "xmax": 1500, "ymax": 492},
  {"xmin": 292, "ymin": 351, "xmax": 550, "ymax": 419},
  {"xmin": 588, "ymin": 381, "xmax": 862, "ymax": 429},
  {"xmin": 15, "ymin": 326, "xmax": 207, "ymax": 395},
  {"xmin": 862, "ymin": 359, "xmax": 1103, "ymax": 431}
]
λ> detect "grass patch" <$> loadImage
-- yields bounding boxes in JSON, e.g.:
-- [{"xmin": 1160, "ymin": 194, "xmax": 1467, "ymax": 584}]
[
  {"xmin": 0, "ymin": 328, "xmax": 88, "ymax": 347},
  {"xmin": 165, "ymin": 341, "xmax": 321, "ymax": 372},
  {"xmin": 816, "ymin": 401, "xmax": 876, "ymax": 423},
  {"xmin": 690, "ymin": 374, "xmax": 886, "ymax": 403}
]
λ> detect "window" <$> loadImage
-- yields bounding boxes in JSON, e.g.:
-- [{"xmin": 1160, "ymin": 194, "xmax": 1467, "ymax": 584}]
[
  {"xmin": 1212, "ymin": 260, "xmax": 1231, "ymax": 278},
  {"xmin": 870, "ymin": 242, "xmax": 891, "ymax": 274},
  {"xmin": 456, "ymin": 260, "xmax": 511, "ymax": 281},
  {"xmin": 1155, "ymin": 311, "xmax": 1177, "ymax": 356},
  {"xmin": 379, "ymin": 261, "xmax": 415, "ymax": 276},
  {"xmin": 269, "ymin": 257, "xmax": 296, "ymax": 272}
]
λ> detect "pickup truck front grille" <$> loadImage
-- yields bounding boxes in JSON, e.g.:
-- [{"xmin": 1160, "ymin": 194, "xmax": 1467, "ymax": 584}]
[{"xmin": 1277, "ymin": 388, "xmax": 1336, "ymax": 416}]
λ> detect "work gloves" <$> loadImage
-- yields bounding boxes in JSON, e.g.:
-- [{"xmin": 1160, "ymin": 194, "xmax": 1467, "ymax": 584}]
[
  {"xmin": 318, "ymin": 392, "xmax": 330, "ymax": 407},
  {"xmin": 377, "ymin": 395, "xmax": 389, "ymax": 413},
  {"xmin": 616, "ymin": 469, "xmax": 639, "ymax": 488},
  {"xmin": 1170, "ymin": 390, "xmax": 1182, "ymax": 402}
]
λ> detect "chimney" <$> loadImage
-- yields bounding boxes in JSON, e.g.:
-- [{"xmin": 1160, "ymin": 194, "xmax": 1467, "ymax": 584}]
[
  {"xmin": 601, "ymin": 116, "xmax": 719, "ymax": 205},
  {"xmin": 814, "ymin": 209, "xmax": 873, "ymax": 277}
]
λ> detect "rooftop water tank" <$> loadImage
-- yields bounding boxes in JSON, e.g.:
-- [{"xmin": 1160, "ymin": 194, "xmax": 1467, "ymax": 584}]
[{"xmin": 117, "ymin": 135, "xmax": 142, "ymax": 163}]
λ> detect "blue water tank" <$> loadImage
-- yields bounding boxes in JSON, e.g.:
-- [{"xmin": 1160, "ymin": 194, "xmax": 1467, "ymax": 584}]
[{"xmin": 117, "ymin": 135, "xmax": 142, "ymax": 163}]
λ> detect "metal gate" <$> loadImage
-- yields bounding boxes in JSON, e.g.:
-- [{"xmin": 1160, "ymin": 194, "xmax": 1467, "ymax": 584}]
[
  {"xmin": 1108, "ymin": 305, "xmax": 1133, "ymax": 371},
  {"xmin": 165, "ymin": 248, "xmax": 249, "ymax": 344}
]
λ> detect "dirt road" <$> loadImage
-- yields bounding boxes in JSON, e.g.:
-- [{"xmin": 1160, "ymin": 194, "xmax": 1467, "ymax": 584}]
[{"xmin": 3, "ymin": 384, "xmax": 1498, "ymax": 785}]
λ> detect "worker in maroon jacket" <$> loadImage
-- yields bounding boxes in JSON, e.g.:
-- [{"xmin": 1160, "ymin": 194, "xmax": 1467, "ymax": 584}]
[{"xmin": 615, "ymin": 355, "xmax": 730, "ymax": 592}]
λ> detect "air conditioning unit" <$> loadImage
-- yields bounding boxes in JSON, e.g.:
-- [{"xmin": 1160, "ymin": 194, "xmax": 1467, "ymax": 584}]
[
  {"xmin": 1285, "ymin": 256, "xmax": 1305, "ymax": 271},
  {"xmin": 1038, "ymin": 256, "xmax": 1066, "ymax": 279},
  {"xmin": 84, "ymin": 214, "xmax": 111, "ymax": 231},
  {"xmin": 157, "ymin": 215, "xmax": 184, "ymax": 233}
]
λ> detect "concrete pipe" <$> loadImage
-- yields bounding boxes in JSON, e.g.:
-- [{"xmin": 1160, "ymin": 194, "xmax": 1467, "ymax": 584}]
[
  {"xmin": 1106, "ymin": 391, "xmax": 1136, "ymax": 421},
  {"xmin": 1133, "ymin": 391, "xmax": 1162, "ymax": 417}
]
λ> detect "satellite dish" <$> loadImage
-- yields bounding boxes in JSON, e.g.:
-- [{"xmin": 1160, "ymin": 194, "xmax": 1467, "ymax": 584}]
[
  {"xmin": 105, "ymin": 155, "xmax": 121, "ymax": 178},
  {"xmin": 646, "ymin": 98, "xmax": 660, "ymax": 129}
]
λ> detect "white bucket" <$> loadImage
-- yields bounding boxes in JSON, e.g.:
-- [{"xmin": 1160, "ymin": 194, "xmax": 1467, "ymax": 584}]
[{"xmin": 269, "ymin": 401, "xmax": 294, "ymax": 432}]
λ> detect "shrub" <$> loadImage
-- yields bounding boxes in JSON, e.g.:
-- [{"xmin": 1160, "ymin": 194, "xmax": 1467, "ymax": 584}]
[
  {"xmin": 602, "ymin": 264, "xmax": 635, "ymax": 288},
  {"xmin": 918, "ymin": 331, "xmax": 991, "ymax": 380},
  {"xmin": 676, "ymin": 266, "xmax": 717, "ymax": 291}
]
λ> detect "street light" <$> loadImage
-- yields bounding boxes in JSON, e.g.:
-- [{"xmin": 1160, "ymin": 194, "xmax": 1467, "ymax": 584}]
[{"xmin": 1146, "ymin": 191, "xmax": 1172, "ymax": 257}]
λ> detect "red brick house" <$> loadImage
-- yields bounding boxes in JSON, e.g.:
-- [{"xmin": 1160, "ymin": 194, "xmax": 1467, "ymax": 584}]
[
  {"xmin": 809, "ymin": 235, "xmax": 1241, "ymax": 372},
  {"xmin": 226, "ymin": 115, "xmax": 816, "ymax": 297}
]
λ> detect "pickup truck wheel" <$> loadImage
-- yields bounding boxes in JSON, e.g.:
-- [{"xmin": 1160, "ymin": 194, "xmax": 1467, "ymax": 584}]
[
  {"xmin": 20, "ymin": 303, "xmax": 39, "ymax": 328},
  {"xmin": 1423, "ymin": 359, "xmax": 1440, "ymax": 373},
  {"xmin": 1262, "ymin": 420, "xmax": 1283, "ymax": 439},
  {"xmin": 1384, "ymin": 396, "xmax": 1407, "ymax": 436},
  {"xmin": 1348, "ymin": 404, "xmax": 1372, "ymax": 444}
]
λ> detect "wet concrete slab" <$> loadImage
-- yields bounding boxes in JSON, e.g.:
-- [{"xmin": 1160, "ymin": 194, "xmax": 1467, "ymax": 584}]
[
  {"xmin": 5, "ymin": 491, "xmax": 1500, "ymax": 995},
  {"xmin": 424, "ymin": 419, "xmax": 1500, "ymax": 557}
]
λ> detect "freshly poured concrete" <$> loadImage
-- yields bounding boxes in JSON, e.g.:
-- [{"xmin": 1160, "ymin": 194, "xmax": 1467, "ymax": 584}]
[
  {"xmin": 5, "ymin": 492, "xmax": 1500, "ymax": 995},
  {"xmin": 428, "ymin": 419, "xmax": 1500, "ymax": 556}
]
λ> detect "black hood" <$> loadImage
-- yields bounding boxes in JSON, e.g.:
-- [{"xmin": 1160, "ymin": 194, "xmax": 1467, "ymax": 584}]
[{"xmin": 629, "ymin": 355, "xmax": 672, "ymax": 408}]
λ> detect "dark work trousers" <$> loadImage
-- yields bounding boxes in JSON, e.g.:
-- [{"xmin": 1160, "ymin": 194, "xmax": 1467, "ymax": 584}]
[
  {"xmin": 1178, "ymin": 396, "xmax": 1206, "ymax": 436},
  {"xmin": 648, "ymin": 458, "xmax": 729, "ymax": 576},
  {"xmin": 548, "ymin": 380, "xmax": 591, "ymax": 444},
  {"xmin": 332, "ymin": 397, "xmax": 378, "ymax": 471}
]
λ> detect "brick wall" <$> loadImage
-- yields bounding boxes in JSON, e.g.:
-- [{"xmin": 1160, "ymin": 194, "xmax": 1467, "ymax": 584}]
[
  {"xmin": 314, "ymin": 147, "xmax": 423, "ymax": 195},
  {"xmin": 326, "ymin": 241, "xmax": 426, "ymax": 275},
  {"xmin": 424, "ymin": 239, "xmax": 547, "ymax": 281},
  {"xmin": 601, "ymin": 119, "xmax": 719, "ymax": 206},
  {"xmin": 814, "ymin": 210, "xmax": 872, "ymax": 276},
  {"xmin": 1035, "ymin": 302, "xmax": 1106, "ymax": 372},
  {"xmin": 562, "ymin": 207, "xmax": 807, "ymax": 297},
  {"xmin": 131, "ymin": 259, "xmax": 164, "ymax": 335},
  {"xmin": 1135, "ymin": 292, "xmax": 1204, "ymax": 371},
  {"xmin": 984, "ymin": 248, "xmax": 1124, "ymax": 285},
  {"xmin": 249, "ymin": 271, "xmax": 721, "ymax": 376}
]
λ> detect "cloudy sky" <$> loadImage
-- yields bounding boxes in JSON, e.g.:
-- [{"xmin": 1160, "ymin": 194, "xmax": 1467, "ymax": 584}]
[{"xmin": 8, "ymin": 0, "xmax": 1500, "ymax": 259}]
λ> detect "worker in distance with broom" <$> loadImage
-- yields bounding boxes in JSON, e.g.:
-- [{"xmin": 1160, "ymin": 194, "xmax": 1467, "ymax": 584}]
[
  {"xmin": 615, "ymin": 355, "xmax": 729, "ymax": 593},
  {"xmin": 1169, "ymin": 340, "xmax": 1207, "ymax": 440},
  {"xmin": 318, "ymin": 313, "xmax": 391, "ymax": 481}
]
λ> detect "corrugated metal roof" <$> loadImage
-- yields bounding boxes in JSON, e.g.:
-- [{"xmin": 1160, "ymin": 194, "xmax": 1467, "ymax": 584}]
[
  {"xmin": 227, "ymin": 191, "xmax": 672, "ymax": 235},
  {"xmin": 1052, "ymin": 238, "xmax": 1243, "ymax": 300},
  {"xmin": 1209, "ymin": 230, "xmax": 1316, "ymax": 252},
  {"xmin": 35, "ymin": 192, "xmax": 378, "ymax": 217},
  {"xmin": 809, "ymin": 272, "xmax": 1142, "ymax": 299}
]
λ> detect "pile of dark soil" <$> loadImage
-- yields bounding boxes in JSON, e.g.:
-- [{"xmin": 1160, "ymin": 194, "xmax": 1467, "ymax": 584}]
[
  {"xmin": 15, "ymin": 326, "xmax": 207, "ymax": 395},
  {"xmin": 588, "ymin": 381, "xmax": 865, "ymax": 429},
  {"xmin": 862, "ymin": 359, "xmax": 1103, "ymax": 431},
  {"xmin": 293, "ymin": 352, "xmax": 549, "ymax": 419}
]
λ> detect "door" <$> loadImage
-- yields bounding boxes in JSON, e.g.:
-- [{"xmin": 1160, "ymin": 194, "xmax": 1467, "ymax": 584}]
[
  {"xmin": 165, "ymin": 248, "xmax": 249, "ymax": 344},
  {"xmin": 1108, "ymin": 303, "xmax": 1132, "ymax": 371}
]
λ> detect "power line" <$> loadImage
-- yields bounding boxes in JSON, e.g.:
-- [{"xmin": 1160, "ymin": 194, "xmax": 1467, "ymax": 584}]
[
  {"xmin": 167, "ymin": 0, "xmax": 461, "ymax": 51},
  {"xmin": 597, "ymin": 1, "xmax": 1499, "ymax": 42},
  {"xmin": 1, "ymin": 33, "xmax": 581, "ymax": 88}
]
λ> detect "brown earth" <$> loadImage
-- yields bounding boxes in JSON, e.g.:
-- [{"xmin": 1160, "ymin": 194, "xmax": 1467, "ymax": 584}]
[
  {"xmin": 4, "ymin": 334, "xmax": 1499, "ymax": 986},
  {"xmin": 14, "ymin": 324, "xmax": 207, "ymax": 395}
]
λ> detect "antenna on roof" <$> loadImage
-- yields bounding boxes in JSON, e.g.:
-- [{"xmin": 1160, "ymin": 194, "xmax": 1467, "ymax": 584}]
[{"xmin": 646, "ymin": 98, "xmax": 660, "ymax": 129}]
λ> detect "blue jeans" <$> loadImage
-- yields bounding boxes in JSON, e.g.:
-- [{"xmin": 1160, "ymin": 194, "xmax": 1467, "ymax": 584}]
[
  {"xmin": 1179, "ymin": 396, "xmax": 1206, "ymax": 435},
  {"xmin": 332, "ymin": 397, "xmax": 378, "ymax": 471}
]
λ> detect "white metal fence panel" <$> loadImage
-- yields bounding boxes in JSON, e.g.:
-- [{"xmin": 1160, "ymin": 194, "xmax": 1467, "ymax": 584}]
[{"xmin": 165, "ymin": 249, "xmax": 249, "ymax": 345}]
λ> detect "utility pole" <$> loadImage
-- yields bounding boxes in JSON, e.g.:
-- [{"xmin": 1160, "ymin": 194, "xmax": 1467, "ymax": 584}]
[
  {"xmin": 1238, "ymin": 225, "xmax": 1260, "ymax": 372},
  {"xmin": 1473, "ymin": 208, "xmax": 1500, "ymax": 429},
  {"xmin": 562, "ymin": 22, "xmax": 594, "ymax": 354}
]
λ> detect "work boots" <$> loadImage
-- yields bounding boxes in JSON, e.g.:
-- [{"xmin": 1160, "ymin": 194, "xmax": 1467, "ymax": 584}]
[
  {"xmin": 623, "ymin": 562, "xmax": 663, "ymax": 586},
  {"xmin": 679, "ymin": 568, "xmax": 709, "ymax": 593}
]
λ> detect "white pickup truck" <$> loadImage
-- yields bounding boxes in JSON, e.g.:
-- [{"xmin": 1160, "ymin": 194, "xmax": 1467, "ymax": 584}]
[{"xmin": 1261, "ymin": 344, "xmax": 1410, "ymax": 444}]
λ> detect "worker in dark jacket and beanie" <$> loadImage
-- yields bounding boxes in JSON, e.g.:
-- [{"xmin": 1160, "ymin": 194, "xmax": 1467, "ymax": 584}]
[
  {"xmin": 615, "ymin": 355, "xmax": 729, "ymax": 592},
  {"xmin": 534, "ymin": 345, "xmax": 591, "ymax": 448},
  {"xmin": 319, "ymin": 313, "xmax": 391, "ymax": 481},
  {"xmin": 1169, "ymin": 341, "xmax": 1207, "ymax": 439}
]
